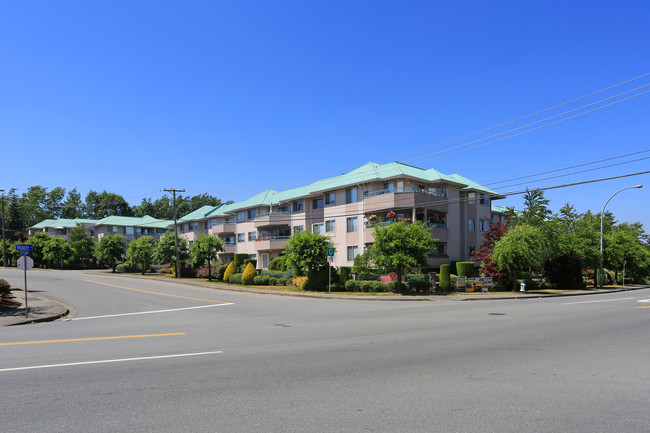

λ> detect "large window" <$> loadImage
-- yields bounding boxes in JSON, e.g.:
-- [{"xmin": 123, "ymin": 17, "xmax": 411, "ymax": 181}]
[
  {"xmin": 325, "ymin": 192, "xmax": 335, "ymax": 205},
  {"xmin": 293, "ymin": 200, "xmax": 304, "ymax": 212},
  {"xmin": 346, "ymin": 188, "xmax": 358, "ymax": 204},
  {"xmin": 326, "ymin": 220, "xmax": 336, "ymax": 232},
  {"xmin": 312, "ymin": 223, "xmax": 324, "ymax": 234},
  {"xmin": 480, "ymin": 194, "xmax": 490, "ymax": 206},
  {"xmin": 347, "ymin": 246, "xmax": 359, "ymax": 261},
  {"xmin": 294, "ymin": 225, "xmax": 303, "ymax": 234},
  {"xmin": 468, "ymin": 219, "xmax": 475, "ymax": 231},
  {"xmin": 126, "ymin": 227, "xmax": 135, "ymax": 235},
  {"xmin": 312, "ymin": 198, "xmax": 323, "ymax": 210},
  {"xmin": 248, "ymin": 231, "xmax": 257, "ymax": 241},
  {"xmin": 237, "ymin": 233, "xmax": 245, "ymax": 243},
  {"xmin": 479, "ymin": 219, "xmax": 489, "ymax": 231},
  {"xmin": 347, "ymin": 217, "xmax": 358, "ymax": 233},
  {"xmin": 248, "ymin": 209, "xmax": 256, "ymax": 219},
  {"xmin": 237, "ymin": 211, "xmax": 245, "ymax": 222},
  {"xmin": 383, "ymin": 181, "xmax": 394, "ymax": 192}
]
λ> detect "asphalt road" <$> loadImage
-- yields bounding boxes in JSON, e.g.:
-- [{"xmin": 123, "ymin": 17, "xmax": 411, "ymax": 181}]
[{"xmin": 1, "ymin": 269, "xmax": 649, "ymax": 432}]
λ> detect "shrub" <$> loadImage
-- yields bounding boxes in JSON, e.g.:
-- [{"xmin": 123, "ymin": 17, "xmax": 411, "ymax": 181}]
[
  {"xmin": 234, "ymin": 254, "xmax": 248, "ymax": 269},
  {"xmin": 340, "ymin": 266, "xmax": 351, "ymax": 283},
  {"xmin": 243, "ymin": 259, "xmax": 257, "ymax": 269},
  {"xmin": 223, "ymin": 262, "xmax": 236, "ymax": 282},
  {"xmin": 357, "ymin": 273, "xmax": 381, "ymax": 281},
  {"xmin": 269, "ymin": 277, "xmax": 277, "ymax": 286},
  {"xmin": 196, "ymin": 268, "xmax": 217, "ymax": 279},
  {"xmin": 217, "ymin": 264, "xmax": 229, "ymax": 281},
  {"xmin": 277, "ymin": 278, "xmax": 287, "ymax": 286},
  {"xmin": 456, "ymin": 262, "xmax": 476, "ymax": 278},
  {"xmin": 158, "ymin": 267, "xmax": 174, "ymax": 274},
  {"xmin": 228, "ymin": 273, "xmax": 243, "ymax": 284},
  {"xmin": 439, "ymin": 264, "xmax": 451, "ymax": 293},
  {"xmin": 261, "ymin": 271, "xmax": 294, "ymax": 279},
  {"xmin": 269, "ymin": 256, "xmax": 287, "ymax": 271},
  {"xmin": 253, "ymin": 275, "xmax": 271, "ymax": 285},
  {"xmin": 292, "ymin": 276, "xmax": 308, "ymax": 289},
  {"xmin": 242, "ymin": 262, "xmax": 257, "ymax": 285},
  {"xmin": 0, "ymin": 279, "xmax": 11, "ymax": 297},
  {"xmin": 406, "ymin": 279, "xmax": 430, "ymax": 294},
  {"xmin": 345, "ymin": 280, "xmax": 359, "ymax": 292},
  {"xmin": 180, "ymin": 267, "xmax": 197, "ymax": 278}
]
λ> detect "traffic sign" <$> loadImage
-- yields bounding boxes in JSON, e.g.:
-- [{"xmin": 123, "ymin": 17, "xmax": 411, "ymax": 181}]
[
  {"xmin": 327, "ymin": 256, "xmax": 334, "ymax": 263},
  {"xmin": 327, "ymin": 248, "xmax": 335, "ymax": 257},
  {"xmin": 16, "ymin": 244, "xmax": 33, "ymax": 255},
  {"xmin": 17, "ymin": 255, "xmax": 34, "ymax": 270}
]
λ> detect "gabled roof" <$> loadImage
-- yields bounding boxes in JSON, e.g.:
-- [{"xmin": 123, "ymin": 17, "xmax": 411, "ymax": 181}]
[
  {"xmin": 178, "ymin": 205, "xmax": 217, "ymax": 223},
  {"xmin": 30, "ymin": 218, "xmax": 96, "ymax": 229},
  {"xmin": 94, "ymin": 215, "xmax": 173, "ymax": 228},
  {"xmin": 448, "ymin": 173, "xmax": 505, "ymax": 198},
  {"xmin": 225, "ymin": 189, "xmax": 278, "ymax": 212}
]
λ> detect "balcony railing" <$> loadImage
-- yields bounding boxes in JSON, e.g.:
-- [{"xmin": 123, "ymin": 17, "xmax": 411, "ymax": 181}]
[
  {"xmin": 255, "ymin": 236, "xmax": 290, "ymax": 242},
  {"xmin": 256, "ymin": 211, "xmax": 291, "ymax": 218},
  {"xmin": 364, "ymin": 187, "xmax": 447, "ymax": 199}
]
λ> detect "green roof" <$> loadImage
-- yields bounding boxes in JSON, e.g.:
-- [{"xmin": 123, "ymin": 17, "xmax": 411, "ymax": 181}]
[
  {"xmin": 95, "ymin": 215, "xmax": 173, "ymax": 228},
  {"xmin": 491, "ymin": 204, "xmax": 510, "ymax": 214},
  {"xmin": 178, "ymin": 205, "xmax": 217, "ymax": 223},
  {"xmin": 30, "ymin": 218, "xmax": 97, "ymax": 229},
  {"xmin": 448, "ymin": 173, "xmax": 505, "ymax": 198}
]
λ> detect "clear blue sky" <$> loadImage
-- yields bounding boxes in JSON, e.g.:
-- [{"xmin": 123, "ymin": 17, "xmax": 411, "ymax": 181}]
[{"xmin": 2, "ymin": 1, "xmax": 649, "ymax": 228}]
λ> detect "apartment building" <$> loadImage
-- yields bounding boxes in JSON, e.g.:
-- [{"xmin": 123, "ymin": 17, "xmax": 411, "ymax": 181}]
[
  {"xmin": 178, "ymin": 162, "xmax": 507, "ymax": 269},
  {"xmin": 29, "ymin": 215, "xmax": 173, "ymax": 242}
]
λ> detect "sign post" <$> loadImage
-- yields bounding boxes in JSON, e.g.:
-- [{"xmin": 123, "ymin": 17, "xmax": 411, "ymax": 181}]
[
  {"xmin": 15, "ymin": 245, "xmax": 33, "ymax": 318},
  {"xmin": 327, "ymin": 248, "xmax": 335, "ymax": 293}
]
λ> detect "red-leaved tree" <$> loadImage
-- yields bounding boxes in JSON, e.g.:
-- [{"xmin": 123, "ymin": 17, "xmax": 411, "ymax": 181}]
[{"xmin": 472, "ymin": 219, "xmax": 510, "ymax": 287}]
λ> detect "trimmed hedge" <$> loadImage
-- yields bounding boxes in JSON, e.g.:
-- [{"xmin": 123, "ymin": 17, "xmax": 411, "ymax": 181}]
[
  {"xmin": 253, "ymin": 275, "xmax": 271, "ymax": 285},
  {"xmin": 223, "ymin": 262, "xmax": 236, "ymax": 283},
  {"xmin": 234, "ymin": 254, "xmax": 248, "ymax": 269},
  {"xmin": 456, "ymin": 261, "xmax": 476, "ymax": 278},
  {"xmin": 228, "ymin": 273, "xmax": 243, "ymax": 284},
  {"xmin": 439, "ymin": 264, "xmax": 451, "ymax": 292},
  {"xmin": 242, "ymin": 262, "xmax": 257, "ymax": 285}
]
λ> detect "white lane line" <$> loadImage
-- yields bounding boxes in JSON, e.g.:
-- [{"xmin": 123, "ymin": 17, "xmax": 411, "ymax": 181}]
[
  {"xmin": 70, "ymin": 303, "xmax": 234, "ymax": 321},
  {"xmin": 0, "ymin": 351, "xmax": 223, "ymax": 372},
  {"xmin": 638, "ymin": 299, "xmax": 650, "ymax": 303},
  {"xmin": 562, "ymin": 297, "xmax": 634, "ymax": 305}
]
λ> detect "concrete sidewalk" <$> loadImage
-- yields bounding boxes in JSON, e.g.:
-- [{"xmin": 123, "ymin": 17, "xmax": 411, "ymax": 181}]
[{"xmin": 0, "ymin": 288, "xmax": 69, "ymax": 327}]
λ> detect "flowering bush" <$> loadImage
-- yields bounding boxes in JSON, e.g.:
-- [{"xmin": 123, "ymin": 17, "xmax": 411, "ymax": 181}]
[
  {"xmin": 368, "ymin": 214, "xmax": 377, "ymax": 222},
  {"xmin": 292, "ymin": 276, "xmax": 308, "ymax": 289},
  {"xmin": 386, "ymin": 211, "xmax": 396, "ymax": 219}
]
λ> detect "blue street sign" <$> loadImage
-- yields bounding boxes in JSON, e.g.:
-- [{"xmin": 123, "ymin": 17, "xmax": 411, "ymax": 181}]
[{"xmin": 16, "ymin": 244, "xmax": 33, "ymax": 255}]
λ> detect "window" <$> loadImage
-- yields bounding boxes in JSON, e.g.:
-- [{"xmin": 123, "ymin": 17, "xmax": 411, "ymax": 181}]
[
  {"xmin": 126, "ymin": 227, "xmax": 135, "ymax": 235},
  {"xmin": 225, "ymin": 217, "xmax": 234, "ymax": 224},
  {"xmin": 278, "ymin": 205, "xmax": 288, "ymax": 213},
  {"xmin": 248, "ymin": 209, "xmax": 256, "ymax": 219},
  {"xmin": 237, "ymin": 233, "xmax": 245, "ymax": 243},
  {"xmin": 109, "ymin": 226, "xmax": 118, "ymax": 233},
  {"xmin": 468, "ymin": 192, "xmax": 476, "ymax": 205},
  {"xmin": 248, "ymin": 231, "xmax": 257, "ymax": 241},
  {"xmin": 383, "ymin": 181, "xmax": 394, "ymax": 192},
  {"xmin": 293, "ymin": 200, "xmax": 304, "ymax": 212},
  {"xmin": 346, "ymin": 188, "xmax": 358, "ymax": 203},
  {"xmin": 430, "ymin": 185, "xmax": 444, "ymax": 195},
  {"xmin": 237, "ymin": 211, "xmax": 245, "ymax": 222},
  {"xmin": 434, "ymin": 243, "xmax": 446, "ymax": 255},
  {"xmin": 468, "ymin": 219, "xmax": 475, "ymax": 231},
  {"xmin": 312, "ymin": 223, "xmax": 324, "ymax": 234},
  {"xmin": 347, "ymin": 217, "xmax": 358, "ymax": 233},
  {"xmin": 136, "ymin": 228, "xmax": 142, "ymax": 236},
  {"xmin": 347, "ymin": 246, "xmax": 359, "ymax": 261},
  {"xmin": 480, "ymin": 194, "xmax": 490, "ymax": 206},
  {"xmin": 312, "ymin": 198, "xmax": 323, "ymax": 209},
  {"xmin": 325, "ymin": 192, "xmax": 335, "ymax": 205},
  {"xmin": 294, "ymin": 225, "xmax": 303, "ymax": 234},
  {"xmin": 326, "ymin": 220, "xmax": 336, "ymax": 232},
  {"xmin": 480, "ymin": 219, "xmax": 489, "ymax": 231}
]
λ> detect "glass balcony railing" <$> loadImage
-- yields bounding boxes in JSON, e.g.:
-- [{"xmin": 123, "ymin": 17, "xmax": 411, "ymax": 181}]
[{"xmin": 364, "ymin": 187, "xmax": 446, "ymax": 198}]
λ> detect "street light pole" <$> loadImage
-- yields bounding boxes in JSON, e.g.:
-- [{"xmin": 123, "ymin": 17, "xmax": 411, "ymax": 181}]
[
  {"xmin": 0, "ymin": 189, "xmax": 6, "ymax": 267},
  {"xmin": 600, "ymin": 185, "xmax": 643, "ymax": 288},
  {"xmin": 164, "ymin": 188, "xmax": 185, "ymax": 278}
]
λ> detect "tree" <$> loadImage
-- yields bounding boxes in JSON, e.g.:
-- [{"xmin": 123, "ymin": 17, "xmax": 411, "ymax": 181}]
[
  {"xmin": 61, "ymin": 188, "xmax": 84, "ymax": 219},
  {"xmin": 472, "ymin": 218, "xmax": 510, "ymax": 287},
  {"xmin": 155, "ymin": 231, "xmax": 188, "ymax": 272},
  {"xmin": 42, "ymin": 237, "xmax": 73, "ymax": 269},
  {"xmin": 284, "ymin": 231, "xmax": 334, "ymax": 287},
  {"xmin": 126, "ymin": 236, "xmax": 156, "ymax": 275},
  {"xmin": 94, "ymin": 234, "xmax": 126, "ymax": 272},
  {"xmin": 26, "ymin": 232, "xmax": 52, "ymax": 268},
  {"xmin": 69, "ymin": 224, "xmax": 95, "ymax": 262},
  {"xmin": 370, "ymin": 221, "xmax": 436, "ymax": 292},
  {"xmin": 492, "ymin": 224, "xmax": 547, "ymax": 283},
  {"xmin": 85, "ymin": 190, "xmax": 133, "ymax": 219},
  {"xmin": 519, "ymin": 189, "xmax": 552, "ymax": 226},
  {"xmin": 189, "ymin": 234, "xmax": 224, "ymax": 281},
  {"xmin": 242, "ymin": 262, "xmax": 257, "ymax": 285}
]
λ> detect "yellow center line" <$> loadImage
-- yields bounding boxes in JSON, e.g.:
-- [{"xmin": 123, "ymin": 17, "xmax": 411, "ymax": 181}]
[
  {"xmin": 635, "ymin": 306, "xmax": 650, "ymax": 309},
  {"xmin": 86, "ymin": 279, "xmax": 229, "ymax": 303},
  {"xmin": 0, "ymin": 333, "xmax": 185, "ymax": 346}
]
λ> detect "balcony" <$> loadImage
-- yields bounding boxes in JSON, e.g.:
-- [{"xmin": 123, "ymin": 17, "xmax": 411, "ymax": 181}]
[
  {"xmin": 211, "ymin": 222, "xmax": 237, "ymax": 234},
  {"xmin": 254, "ymin": 236, "xmax": 290, "ymax": 251},
  {"xmin": 363, "ymin": 187, "xmax": 448, "ymax": 213},
  {"xmin": 254, "ymin": 211, "xmax": 292, "ymax": 228}
]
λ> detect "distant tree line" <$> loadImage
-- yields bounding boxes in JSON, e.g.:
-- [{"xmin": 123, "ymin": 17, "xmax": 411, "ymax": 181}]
[{"xmin": 0, "ymin": 186, "xmax": 225, "ymax": 240}]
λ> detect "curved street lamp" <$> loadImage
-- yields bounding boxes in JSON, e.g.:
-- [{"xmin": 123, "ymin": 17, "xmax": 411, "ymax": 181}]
[{"xmin": 600, "ymin": 185, "xmax": 643, "ymax": 288}]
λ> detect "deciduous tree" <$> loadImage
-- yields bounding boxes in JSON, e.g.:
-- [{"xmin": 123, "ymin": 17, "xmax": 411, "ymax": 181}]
[{"xmin": 94, "ymin": 234, "xmax": 126, "ymax": 272}]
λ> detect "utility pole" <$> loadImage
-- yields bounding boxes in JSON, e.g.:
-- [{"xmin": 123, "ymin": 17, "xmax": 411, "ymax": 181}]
[
  {"xmin": 0, "ymin": 189, "xmax": 6, "ymax": 267},
  {"xmin": 164, "ymin": 188, "xmax": 185, "ymax": 278}
]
